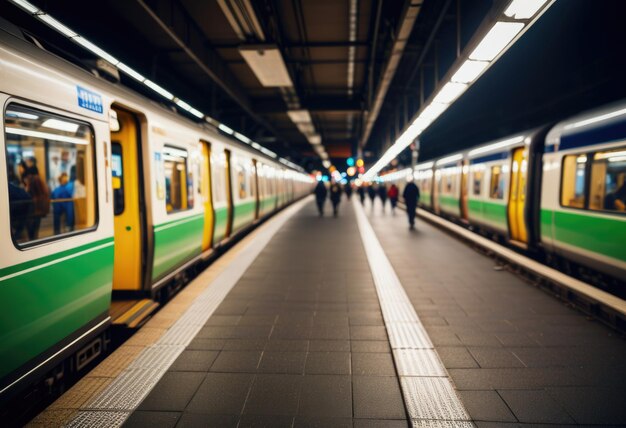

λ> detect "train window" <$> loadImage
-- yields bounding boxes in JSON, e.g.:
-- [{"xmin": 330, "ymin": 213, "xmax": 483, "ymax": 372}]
[
  {"xmin": 111, "ymin": 142, "xmax": 124, "ymax": 215},
  {"xmin": 561, "ymin": 154, "xmax": 587, "ymax": 208},
  {"xmin": 489, "ymin": 166, "xmax": 504, "ymax": 199},
  {"xmin": 589, "ymin": 148, "xmax": 626, "ymax": 212},
  {"xmin": 210, "ymin": 151, "xmax": 226, "ymax": 203},
  {"xmin": 472, "ymin": 170, "xmax": 483, "ymax": 195},
  {"xmin": 5, "ymin": 104, "xmax": 97, "ymax": 246},
  {"xmin": 163, "ymin": 145, "xmax": 193, "ymax": 213}
]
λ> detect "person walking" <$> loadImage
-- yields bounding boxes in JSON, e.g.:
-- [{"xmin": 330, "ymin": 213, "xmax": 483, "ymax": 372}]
[
  {"xmin": 378, "ymin": 183, "xmax": 388, "ymax": 212},
  {"xmin": 344, "ymin": 183, "xmax": 353, "ymax": 200},
  {"xmin": 367, "ymin": 184, "xmax": 376, "ymax": 206},
  {"xmin": 388, "ymin": 183, "xmax": 399, "ymax": 214},
  {"xmin": 24, "ymin": 165, "xmax": 50, "ymax": 240},
  {"xmin": 314, "ymin": 181, "xmax": 327, "ymax": 217},
  {"xmin": 330, "ymin": 181, "xmax": 342, "ymax": 217},
  {"xmin": 403, "ymin": 180, "xmax": 420, "ymax": 230},
  {"xmin": 357, "ymin": 185, "xmax": 366, "ymax": 205}
]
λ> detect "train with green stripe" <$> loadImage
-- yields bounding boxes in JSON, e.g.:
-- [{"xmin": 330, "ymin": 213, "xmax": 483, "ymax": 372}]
[
  {"xmin": 0, "ymin": 25, "xmax": 312, "ymax": 403},
  {"xmin": 383, "ymin": 101, "xmax": 626, "ymax": 293}
]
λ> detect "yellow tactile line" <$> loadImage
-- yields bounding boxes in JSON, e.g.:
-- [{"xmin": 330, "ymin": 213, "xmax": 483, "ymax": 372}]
[{"xmin": 28, "ymin": 196, "xmax": 312, "ymax": 427}]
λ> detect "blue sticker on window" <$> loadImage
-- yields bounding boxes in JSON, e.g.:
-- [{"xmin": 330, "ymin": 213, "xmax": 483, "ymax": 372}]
[{"xmin": 76, "ymin": 86, "xmax": 103, "ymax": 113}]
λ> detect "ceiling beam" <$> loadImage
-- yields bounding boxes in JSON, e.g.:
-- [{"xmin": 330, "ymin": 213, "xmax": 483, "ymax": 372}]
[{"xmin": 136, "ymin": 0, "xmax": 282, "ymax": 138}]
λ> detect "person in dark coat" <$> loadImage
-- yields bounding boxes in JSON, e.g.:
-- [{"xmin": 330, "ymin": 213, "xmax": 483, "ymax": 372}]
[
  {"xmin": 403, "ymin": 180, "xmax": 420, "ymax": 229},
  {"xmin": 344, "ymin": 183, "xmax": 353, "ymax": 200},
  {"xmin": 378, "ymin": 183, "xmax": 388, "ymax": 211},
  {"xmin": 24, "ymin": 165, "xmax": 50, "ymax": 240},
  {"xmin": 330, "ymin": 182, "xmax": 342, "ymax": 217},
  {"xmin": 357, "ymin": 185, "xmax": 366, "ymax": 205},
  {"xmin": 314, "ymin": 181, "xmax": 327, "ymax": 216},
  {"xmin": 367, "ymin": 184, "xmax": 376, "ymax": 206},
  {"xmin": 388, "ymin": 184, "xmax": 399, "ymax": 214}
]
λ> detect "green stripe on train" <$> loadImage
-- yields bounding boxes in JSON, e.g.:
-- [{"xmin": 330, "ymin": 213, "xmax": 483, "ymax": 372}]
[
  {"xmin": 541, "ymin": 209, "xmax": 626, "ymax": 263},
  {"xmin": 232, "ymin": 200, "xmax": 257, "ymax": 233},
  {"xmin": 152, "ymin": 215, "xmax": 204, "ymax": 281},
  {"xmin": 0, "ymin": 238, "xmax": 114, "ymax": 380},
  {"xmin": 439, "ymin": 195, "xmax": 460, "ymax": 215},
  {"xmin": 213, "ymin": 206, "xmax": 228, "ymax": 245},
  {"xmin": 468, "ymin": 199, "xmax": 507, "ymax": 229}
]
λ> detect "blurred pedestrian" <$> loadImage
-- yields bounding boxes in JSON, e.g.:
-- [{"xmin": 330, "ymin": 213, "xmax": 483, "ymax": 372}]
[
  {"xmin": 378, "ymin": 183, "xmax": 387, "ymax": 211},
  {"xmin": 24, "ymin": 165, "xmax": 50, "ymax": 240},
  {"xmin": 388, "ymin": 183, "xmax": 399, "ymax": 214},
  {"xmin": 367, "ymin": 184, "xmax": 376, "ymax": 206},
  {"xmin": 357, "ymin": 185, "xmax": 365, "ymax": 205},
  {"xmin": 314, "ymin": 181, "xmax": 327, "ymax": 217},
  {"xmin": 330, "ymin": 181, "xmax": 342, "ymax": 217},
  {"xmin": 344, "ymin": 183, "xmax": 353, "ymax": 200},
  {"xmin": 403, "ymin": 180, "xmax": 420, "ymax": 230}
]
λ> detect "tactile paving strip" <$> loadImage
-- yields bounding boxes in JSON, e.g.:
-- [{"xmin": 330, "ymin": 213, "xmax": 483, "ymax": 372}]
[
  {"xmin": 63, "ymin": 198, "xmax": 312, "ymax": 427},
  {"xmin": 353, "ymin": 199, "xmax": 474, "ymax": 427},
  {"xmin": 66, "ymin": 410, "xmax": 129, "ymax": 428},
  {"xmin": 394, "ymin": 349, "xmax": 447, "ymax": 377},
  {"xmin": 401, "ymin": 377, "xmax": 471, "ymax": 421}
]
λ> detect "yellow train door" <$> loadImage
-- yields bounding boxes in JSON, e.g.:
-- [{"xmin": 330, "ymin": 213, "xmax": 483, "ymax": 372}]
[
  {"xmin": 508, "ymin": 147, "xmax": 528, "ymax": 243},
  {"xmin": 111, "ymin": 108, "xmax": 144, "ymax": 291},
  {"xmin": 224, "ymin": 149, "xmax": 233, "ymax": 238},
  {"xmin": 460, "ymin": 161, "xmax": 469, "ymax": 221},
  {"xmin": 201, "ymin": 141, "xmax": 214, "ymax": 252}
]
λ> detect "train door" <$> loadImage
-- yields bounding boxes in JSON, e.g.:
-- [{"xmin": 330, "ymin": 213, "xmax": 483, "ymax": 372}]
[
  {"xmin": 200, "ymin": 141, "xmax": 214, "ymax": 251},
  {"xmin": 111, "ymin": 108, "xmax": 145, "ymax": 291},
  {"xmin": 253, "ymin": 159, "xmax": 260, "ymax": 220},
  {"xmin": 460, "ymin": 161, "xmax": 469, "ymax": 221},
  {"xmin": 224, "ymin": 149, "xmax": 234, "ymax": 238},
  {"xmin": 508, "ymin": 147, "xmax": 528, "ymax": 243}
]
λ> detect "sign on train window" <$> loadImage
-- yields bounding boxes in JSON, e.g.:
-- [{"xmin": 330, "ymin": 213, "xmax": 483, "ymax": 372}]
[
  {"xmin": 589, "ymin": 148, "xmax": 626, "ymax": 213},
  {"xmin": 163, "ymin": 145, "xmax": 193, "ymax": 213},
  {"xmin": 5, "ymin": 104, "xmax": 97, "ymax": 246},
  {"xmin": 561, "ymin": 154, "xmax": 587, "ymax": 208}
]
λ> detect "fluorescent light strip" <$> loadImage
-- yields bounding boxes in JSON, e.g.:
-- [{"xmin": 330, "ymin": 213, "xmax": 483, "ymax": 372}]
[
  {"xmin": 504, "ymin": 0, "xmax": 549, "ymax": 20},
  {"xmin": 9, "ymin": 0, "xmax": 307, "ymax": 173},
  {"xmin": 469, "ymin": 22, "xmax": 524, "ymax": 61},
  {"xmin": 432, "ymin": 82, "xmax": 468, "ymax": 104},
  {"xmin": 450, "ymin": 60, "xmax": 489, "ymax": 84},
  {"xmin": 563, "ymin": 107, "xmax": 626, "ymax": 130},
  {"xmin": 468, "ymin": 135, "xmax": 525, "ymax": 156},
  {"xmin": 436, "ymin": 153, "xmax": 463, "ymax": 165},
  {"xmin": 416, "ymin": 161, "xmax": 434, "ymax": 170}
]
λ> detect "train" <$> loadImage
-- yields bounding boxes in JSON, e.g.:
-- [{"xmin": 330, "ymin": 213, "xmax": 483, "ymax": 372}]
[
  {"xmin": 382, "ymin": 100, "xmax": 626, "ymax": 291},
  {"xmin": 0, "ymin": 23, "xmax": 313, "ymax": 401}
]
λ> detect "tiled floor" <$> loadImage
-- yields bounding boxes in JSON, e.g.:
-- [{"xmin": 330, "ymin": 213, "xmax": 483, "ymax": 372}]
[
  {"xmin": 365, "ymin": 200, "xmax": 626, "ymax": 427},
  {"xmin": 125, "ymin": 200, "xmax": 408, "ymax": 427}
]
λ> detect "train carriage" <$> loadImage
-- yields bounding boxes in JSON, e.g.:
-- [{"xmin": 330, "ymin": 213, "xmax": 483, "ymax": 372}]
[{"xmin": 0, "ymin": 27, "xmax": 312, "ymax": 401}]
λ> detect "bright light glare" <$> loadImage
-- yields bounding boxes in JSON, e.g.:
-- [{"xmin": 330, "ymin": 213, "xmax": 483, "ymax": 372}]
[
  {"xmin": 42, "ymin": 118, "xmax": 79, "ymax": 133},
  {"xmin": 322, "ymin": 160, "xmax": 331, "ymax": 169},
  {"xmin": 144, "ymin": 79, "xmax": 174, "ymax": 100},
  {"xmin": 469, "ymin": 22, "xmax": 524, "ymax": 61},
  {"xmin": 218, "ymin": 124, "xmax": 234, "ymax": 135},
  {"xmin": 436, "ymin": 154, "xmax": 463, "ymax": 165},
  {"xmin": 416, "ymin": 161, "xmax": 434, "ymax": 170},
  {"xmin": 432, "ymin": 82, "xmax": 468, "ymax": 104},
  {"xmin": 420, "ymin": 103, "xmax": 448, "ymax": 121},
  {"xmin": 6, "ymin": 127, "xmax": 88, "ymax": 145},
  {"xmin": 468, "ymin": 135, "xmax": 525, "ymax": 156},
  {"xmin": 564, "ymin": 107, "xmax": 626, "ymax": 130},
  {"xmin": 451, "ymin": 60, "xmax": 489, "ymax": 83},
  {"xmin": 10, "ymin": 0, "xmax": 39, "ymax": 13},
  {"xmin": 504, "ymin": 0, "xmax": 548, "ymax": 19},
  {"xmin": 608, "ymin": 156, "xmax": 626, "ymax": 163}
]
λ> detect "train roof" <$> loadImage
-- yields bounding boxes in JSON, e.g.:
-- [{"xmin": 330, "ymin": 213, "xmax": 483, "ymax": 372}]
[{"xmin": 546, "ymin": 99, "xmax": 626, "ymax": 152}]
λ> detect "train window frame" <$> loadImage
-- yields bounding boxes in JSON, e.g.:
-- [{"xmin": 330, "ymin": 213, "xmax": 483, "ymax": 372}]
[
  {"xmin": 163, "ymin": 144, "xmax": 193, "ymax": 214},
  {"xmin": 587, "ymin": 147, "xmax": 626, "ymax": 216},
  {"xmin": 4, "ymin": 102, "xmax": 100, "ymax": 250},
  {"xmin": 559, "ymin": 153, "xmax": 590, "ymax": 210},
  {"xmin": 111, "ymin": 142, "xmax": 125, "ymax": 215}
]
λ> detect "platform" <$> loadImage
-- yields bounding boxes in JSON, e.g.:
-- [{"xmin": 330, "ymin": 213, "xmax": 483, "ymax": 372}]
[{"xmin": 32, "ymin": 197, "xmax": 626, "ymax": 427}]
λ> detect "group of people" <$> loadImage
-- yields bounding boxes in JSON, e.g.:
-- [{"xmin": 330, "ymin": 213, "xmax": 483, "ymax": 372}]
[
  {"xmin": 8, "ymin": 157, "xmax": 77, "ymax": 242},
  {"xmin": 314, "ymin": 179, "xmax": 421, "ymax": 229}
]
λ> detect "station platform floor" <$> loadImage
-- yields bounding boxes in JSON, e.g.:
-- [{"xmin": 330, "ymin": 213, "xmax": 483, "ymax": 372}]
[{"xmin": 32, "ymin": 196, "xmax": 626, "ymax": 427}]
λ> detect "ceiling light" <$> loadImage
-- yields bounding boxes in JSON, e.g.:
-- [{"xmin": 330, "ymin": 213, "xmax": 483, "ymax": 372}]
[
  {"xmin": 239, "ymin": 45, "xmax": 293, "ymax": 87},
  {"xmin": 234, "ymin": 132, "xmax": 251, "ymax": 144},
  {"xmin": 307, "ymin": 134, "xmax": 322, "ymax": 145},
  {"xmin": 6, "ymin": 127, "xmax": 88, "ymax": 145},
  {"xmin": 296, "ymin": 122, "xmax": 315, "ymax": 134},
  {"xmin": 73, "ymin": 36, "xmax": 119, "ymax": 65},
  {"xmin": 420, "ymin": 103, "xmax": 449, "ymax": 121},
  {"xmin": 322, "ymin": 160, "xmax": 331, "ymax": 169},
  {"xmin": 39, "ymin": 14, "xmax": 77, "ymax": 38},
  {"xmin": 432, "ymin": 82, "xmax": 468, "ymax": 104},
  {"xmin": 117, "ymin": 62, "xmax": 146, "ymax": 82},
  {"xmin": 287, "ymin": 110, "xmax": 312, "ymax": 123},
  {"xmin": 451, "ymin": 60, "xmax": 489, "ymax": 84},
  {"xmin": 144, "ymin": 79, "xmax": 174, "ymax": 100},
  {"xmin": 41, "ymin": 118, "xmax": 79, "ymax": 133},
  {"xmin": 218, "ymin": 123, "xmax": 234, "ymax": 135},
  {"xmin": 504, "ymin": 0, "xmax": 549, "ymax": 20},
  {"xmin": 469, "ymin": 22, "xmax": 524, "ymax": 61},
  {"xmin": 10, "ymin": 0, "xmax": 38, "ymax": 13},
  {"xmin": 260, "ymin": 147, "xmax": 278, "ymax": 158},
  {"xmin": 436, "ymin": 153, "xmax": 463, "ymax": 165},
  {"xmin": 564, "ymin": 107, "xmax": 626, "ymax": 130}
]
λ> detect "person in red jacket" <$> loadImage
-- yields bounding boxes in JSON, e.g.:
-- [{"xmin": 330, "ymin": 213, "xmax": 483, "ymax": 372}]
[{"xmin": 388, "ymin": 184, "xmax": 399, "ymax": 214}]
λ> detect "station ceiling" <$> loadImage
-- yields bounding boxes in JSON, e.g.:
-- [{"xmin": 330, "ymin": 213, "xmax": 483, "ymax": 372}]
[{"xmin": 3, "ymin": 1, "xmax": 626, "ymax": 173}]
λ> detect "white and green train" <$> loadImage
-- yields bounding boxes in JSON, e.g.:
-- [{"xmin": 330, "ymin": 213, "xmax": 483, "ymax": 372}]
[
  {"xmin": 384, "ymin": 101, "xmax": 626, "ymax": 289},
  {"xmin": 0, "ymin": 25, "xmax": 312, "ymax": 401}
]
